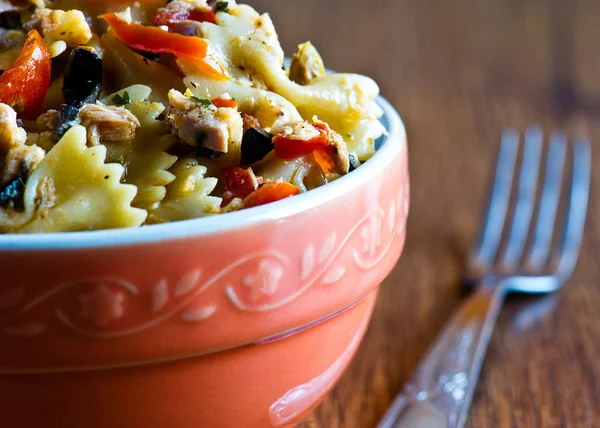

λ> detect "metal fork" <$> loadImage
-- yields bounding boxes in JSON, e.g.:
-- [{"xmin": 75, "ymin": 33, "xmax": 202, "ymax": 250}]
[{"xmin": 377, "ymin": 128, "xmax": 591, "ymax": 428}]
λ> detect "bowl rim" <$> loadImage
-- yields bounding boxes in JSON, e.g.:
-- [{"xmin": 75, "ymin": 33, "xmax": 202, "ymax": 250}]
[{"xmin": 0, "ymin": 96, "xmax": 405, "ymax": 250}]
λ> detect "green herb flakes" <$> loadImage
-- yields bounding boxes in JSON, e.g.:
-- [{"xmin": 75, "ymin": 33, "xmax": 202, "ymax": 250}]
[
  {"xmin": 112, "ymin": 91, "xmax": 131, "ymax": 106},
  {"xmin": 191, "ymin": 96, "xmax": 212, "ymax": 107},
  {"xmin": 215, "ymin": 1, "xmax": 230, "ymax": 13}
]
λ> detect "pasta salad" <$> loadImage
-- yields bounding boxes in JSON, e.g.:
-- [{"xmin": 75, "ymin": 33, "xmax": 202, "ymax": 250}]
[{"xmin": 0, "ymin": 0, "xmax": 385, "ymax": 233}]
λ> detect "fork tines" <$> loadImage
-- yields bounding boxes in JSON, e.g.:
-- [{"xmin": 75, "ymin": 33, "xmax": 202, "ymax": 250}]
[{"xmin": 471, "ymin": 127, "xmax": 591, "ymax": 283}]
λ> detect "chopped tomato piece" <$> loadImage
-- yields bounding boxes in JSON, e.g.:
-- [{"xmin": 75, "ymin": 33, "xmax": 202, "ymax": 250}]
[
  {"xmin": 0, "ymin": 30, "xmax": 51, "ymax": 120},
  {"xmin": 188, "ymin": 9, "xmax": 218, "ymax": 23},
  {"xmin": 211, "ymin": 97, "xmax": 238, "ymax": 109},
  {"xmin": 153, "ymin": 8, "xmax": 216, "ymax": 27},
  {"xmin": 313, "ymin": 147, "xmax": 337, "ymax": 175},
  {"xmin": 221, "ymin": 167, "xmax": 257, "ymax": 205},
  {"xmin": 100, "ymin": 13, "xmax": 229, "ymax": 80},
  {"xmin": 273, "ymin": 130, "xmax": 328, "ymax": 159},
  {"xmin": 244, "ymin": 180, "xmax": 300, "ymax": 208}
]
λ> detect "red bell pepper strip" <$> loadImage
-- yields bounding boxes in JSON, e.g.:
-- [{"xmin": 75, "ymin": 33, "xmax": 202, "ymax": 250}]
[
  {"xmin": 0, "ymin": 30, "xmax": 51, "ymax": 120},
  {"xmin": 100, "ymin": 13, "xmax": 229, "ymax": 81},
  {"xmin": 211, "ymin": 97, "xmax": 238, "ymax": 109},
  {"xmin": 244, "ymin": 180, "xmax": 300, "ymax": 208},
  {"xmin": 273, "ymin": 129, "xmax": 328, "ymax": 159},
  {"xmin": 153, "ymin": 8, "xmax": 217, "ymax": 27}
]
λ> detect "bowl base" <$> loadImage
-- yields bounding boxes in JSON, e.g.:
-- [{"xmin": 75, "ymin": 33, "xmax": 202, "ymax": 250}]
[{"xmin": 0, "ymin": 291, "xmax": 378, "ymax": 428}]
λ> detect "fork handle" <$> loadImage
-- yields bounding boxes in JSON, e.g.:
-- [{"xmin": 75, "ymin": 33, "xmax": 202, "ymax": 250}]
[{"xmin": 377, "ymin": 279, "xmax": 508, "ymax": 428}]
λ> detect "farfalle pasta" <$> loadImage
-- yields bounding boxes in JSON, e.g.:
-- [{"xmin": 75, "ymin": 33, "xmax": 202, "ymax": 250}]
[{"xmin": 0, "ymin": 0, "xmax": 384, "ymax": 233}]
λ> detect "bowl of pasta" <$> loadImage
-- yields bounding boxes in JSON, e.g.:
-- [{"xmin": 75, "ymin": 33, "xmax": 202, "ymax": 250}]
[{"xmin": 0, "ymin": 1, "xmax": 408, "ymax": 427}]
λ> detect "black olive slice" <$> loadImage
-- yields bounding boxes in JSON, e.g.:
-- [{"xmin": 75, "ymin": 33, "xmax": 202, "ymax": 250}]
[
  {"xmin": 240, "ymin": 127, "xmax": 274, "ymax": 166},
  {"xmin": 0, "ymin": 176, "xmax": 25, "ymax": 211},
  {"xmin": 54, "ymin": 104, "xmax": 81, "ymax": 141},
  {"xmin": 55, "ymin": 47, "xmax": 103, "ymax": 140},
  {"xmin": 0, "ymin": 11, "xmax": 22, "ymax": 30},
  {"xmin": 62, "ymin": 47, "xmax": 103, "ymax": 107},
  {"xmin": 348, "ymin": 154, "xmax": 359, "ymax": 172}
]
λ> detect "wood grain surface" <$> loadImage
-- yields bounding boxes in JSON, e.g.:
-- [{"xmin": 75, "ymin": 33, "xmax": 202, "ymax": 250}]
[{"xmin": 246, "ymin": 1, "xmax": 600, "ymax": 427}]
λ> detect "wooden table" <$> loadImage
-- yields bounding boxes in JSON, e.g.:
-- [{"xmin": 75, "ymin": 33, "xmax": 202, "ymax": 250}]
[{"xmin": 248, "ymin": 1, "xmax": 600, "ymax": 426}]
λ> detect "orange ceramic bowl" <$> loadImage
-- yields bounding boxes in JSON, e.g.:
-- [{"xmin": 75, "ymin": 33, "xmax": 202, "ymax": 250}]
[{"xmin": 0, "ymin": 97, "xmax": 408, "ymax": 428}]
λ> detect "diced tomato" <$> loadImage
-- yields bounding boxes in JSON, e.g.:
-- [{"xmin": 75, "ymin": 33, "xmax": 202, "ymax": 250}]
[
  {"xmin": 273, "ymin": 129, "xmax": 328, "ymax": 159},
  {"xmin": 313, "ymin": 147, "xmax": 337, "ymax": 174},
  {"xmin": 0, "ymin": 30, "xmax": 51, "ymax": 120},
  {"xmin": 244, "ymin": 180, "xmax": 300, "ymax": 208},
  {"xmin": 100, "ymin": 13, "xmax": 229, "ymax": 80},
  {"xmin": 153, "ymin": 8, "xmax": 216, "ymax": 27},
  {"xmin": 222, "ymin": 167, "xmax": 258, "ymax": 205},
  {"xmin": 189, "ymin": 9, "xmax": 218, "ymax": 23},
  {"xmin": 211, "ymin": 97, "xmax": 238, "ymax": 109}
]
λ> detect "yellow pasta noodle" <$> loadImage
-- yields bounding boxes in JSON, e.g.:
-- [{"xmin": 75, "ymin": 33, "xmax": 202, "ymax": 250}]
[
  {"xmin": 123, "ymin": 130, "xmax": 178, "ymax": 212},
  {"xmin": 182, "ymin": 6, "xmax": 384, "ymax": 158},
  {"xmin": 0, "ymin": 0, "xmax": 386, "ymax": 233},
  {"xmin": 19, "ymin": 126, "xmax": 147, "ymax": 233},
  {"xmin": 152, "ymin": 158, "xmax": 221, "ymax": 222}
]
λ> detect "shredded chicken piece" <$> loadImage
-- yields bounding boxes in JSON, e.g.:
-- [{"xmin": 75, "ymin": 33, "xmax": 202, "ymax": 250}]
[
  {"xmin": 0, "ymin": 103, "xmax": 27, "ymax": 151},
  {"xmin": 0, "ymin": 103, "xmax": 45, "ymax": 187},
  {"xmin": 79, "ymin": 104, "xmax": 141, "ymax": 145},
  {"xmin": 35, "ymin": 109, "xmax": 60, "ymax": 131},
  {"xmin": 1, "ymin": 144, "xmax": 45, "ymax": 187},
  {"xmin": 25, "ymin": 8, "xmax": 92, "ymax": 47},
  {"xmin": 242, "ymin": 113, "xmax": 261, "ymax": 133},
  {"xmin": 166, "ymin": 89, "xmax": 243, "ymax": 154}
]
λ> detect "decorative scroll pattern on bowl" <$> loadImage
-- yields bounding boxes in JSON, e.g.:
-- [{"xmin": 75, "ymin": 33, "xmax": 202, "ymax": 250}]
[{"xmin": 0, "ymin": 183, "xmax": 408, "ymax": 339}]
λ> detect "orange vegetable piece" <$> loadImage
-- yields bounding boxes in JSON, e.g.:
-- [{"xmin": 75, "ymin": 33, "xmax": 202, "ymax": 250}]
[
  {"xmin": 244, "ymin": 180, "xmax": 300, "ymax": 208},
  {"xmin": 211, "ymin": 97, "xmax": 239, "ymax": 109},
  {"xmin": 312, "ymin": 147, "xmax": 337, "ymax": 175}
]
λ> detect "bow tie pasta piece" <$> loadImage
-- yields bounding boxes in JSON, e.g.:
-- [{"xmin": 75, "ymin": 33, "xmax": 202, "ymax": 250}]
[
  {"xmin": 183, "ymin": 6, "xmax": 384, "ymax": 160},
  {"xmin": 152, "ymin": 158, "xmax": 221, "ymax": 223},
  {"xmin": 123, "ymin": 132, "xmax": 178, "ymax": 212},
  {"xmin": 0, "ymin": 1, "xmax": 387, "ymax": 233},
  {"xmin": 19, "ymin": 126, "xmax": 147, "ymax": 233}
]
